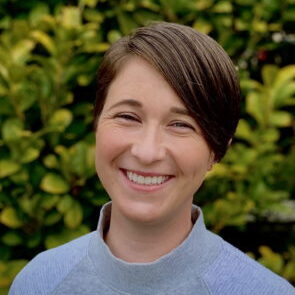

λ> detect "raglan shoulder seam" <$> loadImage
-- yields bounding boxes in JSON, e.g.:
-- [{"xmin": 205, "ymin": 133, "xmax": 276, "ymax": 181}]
[
  {"xmin": 47, "ymin": 233, "xmax": 94, "ymax": 295},
  {"xmin": 200, "ymin": 233, "xmax": 224, "ymax": 295},
  {"xmin": 9, "ymin": 232, "xmax": 94, "ymax": 295},
  {"xmin": 202, "ymin": 237, "xmax": 294, "ymax": 294}
]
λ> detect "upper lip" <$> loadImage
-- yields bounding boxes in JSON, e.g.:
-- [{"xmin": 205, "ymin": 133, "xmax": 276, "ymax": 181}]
[{"xmin": 121, "ymin": 168, "xmax": 173, "ymax": 177}]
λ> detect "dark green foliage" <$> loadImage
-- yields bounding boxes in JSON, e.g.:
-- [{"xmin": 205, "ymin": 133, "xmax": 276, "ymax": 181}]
[{"xmin": 0, "ymin": 0, "xmax": 294, "ymax": 292}]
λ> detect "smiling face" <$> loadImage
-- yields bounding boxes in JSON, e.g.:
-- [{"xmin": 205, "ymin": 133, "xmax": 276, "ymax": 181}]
[{"xmin": 95, "ymin": 57, "xmax": 214, "ymax": 225}]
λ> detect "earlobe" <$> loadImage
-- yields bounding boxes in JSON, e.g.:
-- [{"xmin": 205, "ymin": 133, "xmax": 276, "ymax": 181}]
[
  {"xmin": 207, "ymin": 152, "xmax": 215, "ymax": 171},
  {"xmin": 207, "ymin": 162, "xmax": 214, "ymax": 171}
]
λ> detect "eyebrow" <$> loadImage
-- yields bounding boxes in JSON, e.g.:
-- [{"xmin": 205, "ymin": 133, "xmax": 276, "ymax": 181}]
[
  {"xmin": 107, "ymin": 99, "xmax": 142, "ymax": 111},
  {"xmin": 169, "ymin": 106, "xmax": 190, "ymax": 116},
  {"xmin": 107, "ymin": 98, "xmax": 190, "ymax": 116}
]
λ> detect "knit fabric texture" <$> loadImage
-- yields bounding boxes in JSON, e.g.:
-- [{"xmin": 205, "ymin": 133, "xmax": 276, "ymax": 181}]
[{"xmin": 9, "ymin": 202, "xmax": 295, "ymax": 295}]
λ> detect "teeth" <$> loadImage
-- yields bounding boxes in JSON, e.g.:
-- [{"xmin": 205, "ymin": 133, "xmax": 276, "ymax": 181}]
[{"xmin": 126, "ymin": 171, "xmax": 168, "ymax": 185}]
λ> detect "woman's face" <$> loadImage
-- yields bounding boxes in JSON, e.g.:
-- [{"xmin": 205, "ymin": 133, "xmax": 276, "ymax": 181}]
[{"xmin": 95, "ymin": 57, "xmax": 213, "ymax": 225}]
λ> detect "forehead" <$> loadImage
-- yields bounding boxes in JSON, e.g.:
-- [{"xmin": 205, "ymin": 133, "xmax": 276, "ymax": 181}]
[{"xmin": 104, "ymin": 56, "xmax": 187, "ymax": 110}]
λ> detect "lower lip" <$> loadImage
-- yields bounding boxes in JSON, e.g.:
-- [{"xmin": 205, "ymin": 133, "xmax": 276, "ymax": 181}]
[{"xmin": 120, "ymin": 169, "xmax": 173, "ymax": 193}]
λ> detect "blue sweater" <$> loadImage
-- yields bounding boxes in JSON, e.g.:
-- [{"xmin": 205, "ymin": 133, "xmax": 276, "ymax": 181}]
[{"xmin": 9, "ymin": 203, "xmax": 294, "ymax": 295}]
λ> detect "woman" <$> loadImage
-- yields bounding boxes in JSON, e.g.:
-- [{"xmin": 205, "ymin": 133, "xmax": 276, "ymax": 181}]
[{"xmin": 10, "ymin": 22, "xmax": 294, "ymax": 295}]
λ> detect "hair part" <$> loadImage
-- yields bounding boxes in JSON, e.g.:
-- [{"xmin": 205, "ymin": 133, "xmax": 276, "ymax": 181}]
[{"xmin": 94, "ymin": 22, "xmax": 241, "ymax": 162}]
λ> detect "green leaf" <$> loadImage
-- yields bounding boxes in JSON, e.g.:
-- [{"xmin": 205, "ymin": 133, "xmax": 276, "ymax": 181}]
[
  {"xmin": 64, "ymin": 201, "xmax": 83, "ymax": 229},
  {"xmin": 212, "ymin": 1, "xmax": 232, "ymax": 13},
  {"xmin": 19, "ymin": 84, "xmax": 38, "ymax": 112},
  {"xmin": 40, "ymin": 173, "xmax": 70, "ymax": 194},
  {"xmin": 252, "ymin": 20, "xmax": 267, "ymax": 33},
  {"xmin": 10, "ymin": 170, "xmax": 29, "ymax": 184},
  {"xmin": 0, "ymin": 84, "xmax": 7, "ymax": 96},
  {"xmin": 31, "ymin": 30, "xmax": 56, "ymax": 55},
  {"xmin": 63, "ymin": 142, "xmax": 95, "ymax": 177},
  {"xmin": 77, "ymin": 75, "xmax": 92, "ymax": 86},
  {"xmin": 262, "ymin": 65, "xmax": 278, "ymax": 86},
  {"xmin": 0, "ymin": 160, "xmax": 20, "ymax": 178},
  {"xmin": 258, "ymin": 246, "xmax": 284, "ymax": 274},
  {"xmin": 70, "ymin": 142, "xmax": 87, "ymax": 176},
  {"xmin": 44, "ymin": 211, "xmax": 62, "ymax": 225},
  {"xmin": 274, "ymin": 65, "xmax": 295, "ymax": 88},
  {"xmin": 40, "ymin": 194, "xmax": 60, "ymax": 210},
  {"xmin": 85, "ymin": 144, "xmax": 96, "ymax": 177},
  {"xmin": 283, "ymin": 8, "xmax": 295, "ymax": 22},
  {"xmin": 270, "ymin": 111, "xmax": 293, "ymax": 127},
  {"xmin": 133, "ymin": 10, "xmax": 161, "ymax": 26},
  {"xmin": 54, "ymin": 145, "xmax": 67, "ymax": 156},
  {"xmin": 195, "ymin": 0, "xmax": 213, "ymax": 10},
  {"xmin": 0, "ymin": 63, "xmax": 9, "ymax": 81},
  {"xmin": 246, "ymin": 92, "xmax": 264, "ymax": 125},
  {"xmin": 2, "ymin": 232, "xmax": 22, "ymax": 246},
  {"xmin": 2, "ymin": 118, "xmax": 24, "ymax": 142},
  {"xmin": 0, "ymin": 97, "xmax": 13, "ymax": 115},
  {"xmin": 116, "ymin": 10, "xmax": 138, "ymax": 35},
  {"xmin": 26, "ymin": 233, "xmax": 42, "ymax": 248},
  {"xmin": 0, "ymin": 259, "xmax": 27, "ymax": 287},
  {"xmin": 107, "ymin": 30, "xmax": 122, "ymax": 43},
  {"xmin": 260, "ymin": 128, "xmax": 280, "ymax": 143},
  {"xmin": 19, "ymin": 195, "xmax": 39, "ymax": 216},
  {"xmin": 237, "ymin": 148, "xmax": 257, "ymax": 165},
  {"xmin": 21, "ymin": 147, "xmax": 40, "ymax": 163},
  {"xmin": 83, "ymin": 42, "xmax": 110, "ymax": 53},
  {"xmin": 49, "ymin": 109, "xmax": 73, "ymax": 132},
  {"xmin": 83, "ymin": 9, "xmax": 104, "ymax": 22},
  {"xmin": 29, "ymin": 3, "xmax": 49, "ymax": 25},
  {"xmin": 283, "ymin": 259, "xmax": 295, "ymax": 281},
  {"xmin": 0, "ymin": 208, "xmax": 23, "ymax": 228},
  {"xmin": 60, "ymin": 7, "xmax": 81, "ymax": 28},
  {"xmin": 57, "ymin": 195, "xmax": 74, "ymax": 213},
  {"xmin": 272, "ymin": 82, "xmax": 295, "ymax": 108},
  {"xmin": 235, "ymin": 119, "xmax": 254, "ymax": 143},
  {"xmin": 43, "ymin": 154, "xmax": 59, "ymax": 169},
  {"xmin": 80, "ymin": 0, "xmax": 100, "ymax": 8},
  {"xmin": 45, "ymin": 225, "xmax": 89, "ymax": 249},
  {"xmin": 240, "ymin": 79, "xmax": 262, "ymax": 92},
  {"xmin": 206, "ymin": 163, "xmax": 229, "ymax": 178},
  {"xmin": 11, "ymin": 40, "xmax": 35, "ymax": 64},
  {"xmin": 193, "ymin": 19, "xmax": 213, "ymax": 34}
]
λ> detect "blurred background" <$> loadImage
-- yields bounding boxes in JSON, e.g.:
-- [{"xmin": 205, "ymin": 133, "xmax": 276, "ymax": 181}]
[{"xmin": 0, "ymin": 0, "xmax": 294, "ymax": 293}]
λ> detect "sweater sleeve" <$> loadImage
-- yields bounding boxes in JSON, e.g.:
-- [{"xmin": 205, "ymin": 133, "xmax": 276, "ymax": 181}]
[
  {"xmin": 203, "ymin": 240, "xmax": 295, "ymax": 295},
  {"xmin": 9, "ymin": 232, "xmax": 94, "ymax": 295}
]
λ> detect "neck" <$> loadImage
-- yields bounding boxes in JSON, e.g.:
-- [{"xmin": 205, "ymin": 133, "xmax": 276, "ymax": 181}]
[{"xmin": 104, "ymin": 207, "xmax": 193, "ymax": 263}]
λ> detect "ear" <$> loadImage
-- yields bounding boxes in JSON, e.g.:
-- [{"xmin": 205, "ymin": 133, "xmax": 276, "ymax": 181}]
[{"xmin": 207, "ymin": 151, "xmax": 215, "ymax": 171}]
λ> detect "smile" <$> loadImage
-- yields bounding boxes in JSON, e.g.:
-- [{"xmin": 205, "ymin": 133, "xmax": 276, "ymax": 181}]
[{"xmin": 125, "ymin": 170, "xmax": 170, "ymax": 186}]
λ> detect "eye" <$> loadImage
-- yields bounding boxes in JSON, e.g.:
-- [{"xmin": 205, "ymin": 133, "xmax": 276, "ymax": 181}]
[
  {"xmin": 170, "ymin": 121, "xmax": 195, "ymax": 130},
  {"xmin": 114, "ymin": 113, "xmax": 140, "ymax": 122}
]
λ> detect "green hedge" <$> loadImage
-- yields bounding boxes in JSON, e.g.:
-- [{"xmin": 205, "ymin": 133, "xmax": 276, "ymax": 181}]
[{"xmin": 0, "ymin": 0, "xmax": 294, "ymax": 292}]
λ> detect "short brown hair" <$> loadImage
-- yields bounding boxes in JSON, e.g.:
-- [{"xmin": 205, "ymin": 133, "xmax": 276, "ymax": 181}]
[{"xmin": 94, "ymin": 22, "xmax": 241, "ymax": 161}]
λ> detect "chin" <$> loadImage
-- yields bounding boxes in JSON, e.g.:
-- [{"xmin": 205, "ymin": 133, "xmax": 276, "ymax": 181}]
[{"xmin": 113, "ymin": 198, "xmax": 170, "ymax": 225}]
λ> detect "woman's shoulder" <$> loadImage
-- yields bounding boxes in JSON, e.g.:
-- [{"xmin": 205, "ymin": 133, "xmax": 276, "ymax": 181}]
[
  {"xmin": 203, "ymin": 235, "xmax": 295, "ymax": 295},
  {"xmin": 9, "ymin": 231, "xmax": 95, "ymax": 295}
]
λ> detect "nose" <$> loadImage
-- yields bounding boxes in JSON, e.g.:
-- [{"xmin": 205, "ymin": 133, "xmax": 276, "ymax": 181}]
[{"xmin": 130, "ymin": 126, "xmax": 166, "ymax": 165}]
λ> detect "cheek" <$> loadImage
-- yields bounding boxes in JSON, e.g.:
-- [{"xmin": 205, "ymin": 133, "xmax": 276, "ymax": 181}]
[
  {"xmin": 95, "ymin": 127, "xmax": 129, "ymax": 172},
  {"xmin": 176, "ymin": 142, "xmax": 211, "ymax": 179},
  {"xmin": 95, "ymin": 129, "xmax": 114, "ymax": 175}
]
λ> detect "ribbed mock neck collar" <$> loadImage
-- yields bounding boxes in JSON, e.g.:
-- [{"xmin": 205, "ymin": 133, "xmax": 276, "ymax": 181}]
[{"xmin": 88, "ymin": 202, "xmax": 221, "ymax": 294}]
